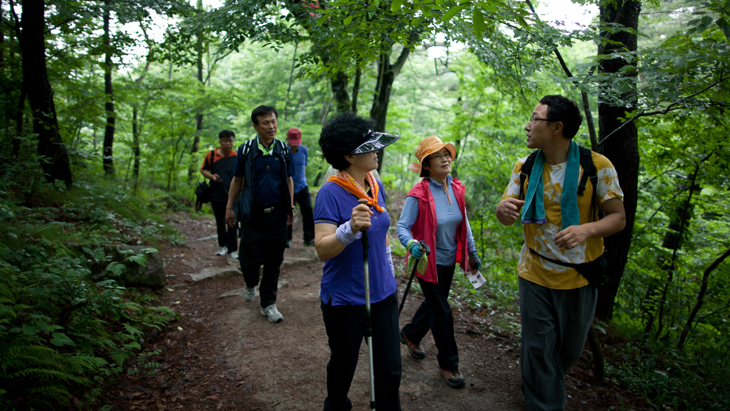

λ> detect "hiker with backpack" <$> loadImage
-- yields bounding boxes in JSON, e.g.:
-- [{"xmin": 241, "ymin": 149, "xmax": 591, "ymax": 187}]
[
  {"xmin": 396, "ymin": 135, "xmax": 481, "ymax": 389},
  {"xmin": 200, "ymin": 130, "xmax": 239, "ymax": 259},
  {"xmin": 313, "ymin": 112, "xmax": 402, "ymax": 411},
  {"xmin": 225, "ymin": 106, "xmax": 295, "ymax": 324},
  {"xmin": 495, "ymin": 95, "xmax": 626, "ymax": 411}
]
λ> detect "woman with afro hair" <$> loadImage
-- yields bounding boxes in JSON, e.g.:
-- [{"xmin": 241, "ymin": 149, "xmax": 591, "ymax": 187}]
[{"xmin": 313, "ymin": 112, "xmax": 401, "ymax": 411}]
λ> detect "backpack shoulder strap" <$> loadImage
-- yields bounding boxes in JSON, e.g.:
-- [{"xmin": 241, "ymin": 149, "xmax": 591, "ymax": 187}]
[
  {"xmin": 241, "ymin": 138, "xmax": 256, "ymax": 157},
  {"xmin": 577, "ymin": 146, "xmax": 603, "ymax": 220},
  {"xmin": 519, "ymin": 151, "xmax": 539, "ymax": 200},
  {"xmin": 577, "ymin": 145, "xmax": 595, "ymax": 196},
  {"xmin": 208, "ymin": 150, "xmax": 215, "ymax": 168},
  {"xmin": 277, "ymin": 140, "xmax": 291, "ymax": 174}
]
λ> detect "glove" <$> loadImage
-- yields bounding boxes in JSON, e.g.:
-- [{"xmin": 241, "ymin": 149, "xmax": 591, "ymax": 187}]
[
  {"xmin": 407, "ymin": 240, "xmax": 424, "ymax": 260},
  {"xmin": 469, "ymin": 252, "xmax": 482, "ymax": 272}
]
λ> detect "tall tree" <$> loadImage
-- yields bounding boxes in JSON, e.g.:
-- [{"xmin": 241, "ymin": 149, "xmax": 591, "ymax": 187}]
[
  {"xmin": 187, "ymin": 0, "xmax": 206, "ymax": 180},
  {"xmin": 102, "ymin": 0, "xmax": 115, "ymax": 176},
  {"xmin": 16, "ymin": 0, "xmax": 73, "ymax": 187},
  {"xmin": 594, "ymin": 0, "xmax": 641, "ymax": 320}
]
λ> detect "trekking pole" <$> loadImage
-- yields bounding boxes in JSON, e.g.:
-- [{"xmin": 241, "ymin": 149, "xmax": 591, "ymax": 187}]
[
  {"xmin": 357, "ymin": 198, "xmax": 376, "ymax": 411},
  {"xmin": 398, "ymin": 240, "xmax": 431, "ymax": 317}
]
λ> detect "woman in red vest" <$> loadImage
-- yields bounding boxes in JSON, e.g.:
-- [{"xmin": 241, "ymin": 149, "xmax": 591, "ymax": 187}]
[{"xmin": 396, "ymin": 136, "xmax": 481, "ymax": 389}]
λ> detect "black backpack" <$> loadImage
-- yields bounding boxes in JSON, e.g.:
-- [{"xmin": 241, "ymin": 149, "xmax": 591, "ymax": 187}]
[
  {"xmin": 519, "ymin": 145, "xmax": 601, "ymax": 220},
  {"xmin": 194, "ymin": 150, "xmax": 215, "ymax": 211}
]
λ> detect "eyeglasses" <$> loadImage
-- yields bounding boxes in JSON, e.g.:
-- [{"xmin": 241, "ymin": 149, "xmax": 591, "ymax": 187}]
[{"xmin": 528, "ymin": 117, "xmax": 552, "ymax": 126}]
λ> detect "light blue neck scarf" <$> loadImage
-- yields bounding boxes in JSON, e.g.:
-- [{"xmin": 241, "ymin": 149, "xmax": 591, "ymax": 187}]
[{"xmin": 521, "ymin": 140, "xmax": 581, "ymax": 230}]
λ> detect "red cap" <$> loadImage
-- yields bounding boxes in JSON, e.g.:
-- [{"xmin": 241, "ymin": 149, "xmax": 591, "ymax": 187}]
[{"xmin": 286, "ymin": 128, "xmax": 302, "ymax": 145}]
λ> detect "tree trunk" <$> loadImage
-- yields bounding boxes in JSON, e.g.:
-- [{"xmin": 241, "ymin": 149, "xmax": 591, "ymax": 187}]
[
  {"xmin": 677, "ymin": 246, "xmax": 730, "ymax": 350},
  {"xmin": 370, "ymin": 43, "xmax": 412, "ymax": 173},
  {"xmin": 370, "ymin": 53, "xmax": 395, "ymax": 133},
  {"xmin": 0, "ymin": 0, "xmax": 4, "ymax": 69},
  {"xmin": 102, "ymin": 0, "xmax": 115, "ymax": 177},
  {"xmin": 19, "ymin": 0, "xmax": 72, "ymax": 187},
  {"xmin": 594, "ymin": 0, "xmax": 641, "ymax": 320},
  {"xmin": 331, "ymin": 71, "xmax": 350, "ymax": 113},
  {"xmin": 12, "ymin": 90, "xmax": 25, "ymax": 157},
  {"xmin": 351, "ymin": 67, "xmax": 361, "ymax": 114},
  {"xmin": 132, "ymin": 106, "xmax": 141, "ymax": 193},
  {"xmin": 188, "ymin": 0, "xmax": 205, "ymax": 180},
  {"xmin": 285, "ymin": 39, "xmax": 299, "ymax": 119}
]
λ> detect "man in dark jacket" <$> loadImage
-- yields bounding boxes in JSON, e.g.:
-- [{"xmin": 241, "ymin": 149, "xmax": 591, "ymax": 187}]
[{"xmin": 225, "ymin": 106, "xmax": 295, "ymax": 323}]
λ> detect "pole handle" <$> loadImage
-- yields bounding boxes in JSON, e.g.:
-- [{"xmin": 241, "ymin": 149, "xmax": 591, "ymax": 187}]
[{"xmin": 357, "ymin": 198, "xmax": 370, "ymax": 232}]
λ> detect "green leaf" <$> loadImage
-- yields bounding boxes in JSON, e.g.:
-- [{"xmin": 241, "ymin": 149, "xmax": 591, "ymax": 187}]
[
  {"xmin": 128, "ymin": 254, "xmax": 147, "ymax": 265},
  {"xmin": 106, "ymin": 262, "xmax": 125, "ymax": 276},
  {"xmin": 22, "ymin": 323, "xmax": 40, "ymax": 336},
  {"xmin": 475, "ymin": 1, "xmax": 497, "ymax": 13},
  {"xmin": 515, "ymin": 14, "xmax": 529, "ymax": 30},
  {"xmin": 50, "ymin": 332, "xmax": 76, "ymax": 347},
  {"xmin": 473, "ymin": 9, "xmax": 486, "ymax": 38},
  {"xmin": 391, "ymin": 0, "xmax": 403, "ymax": 13},
  {"xmin": 343, "ymin": 15, "xmax": 353, "ymax": 26},
  {"xmin": 717, "ymin": 18, "xmax": 730, "ymax": 40},
  {"xmin": 443, "ymin": 3, "xmax": 470, "ymax": 23}
]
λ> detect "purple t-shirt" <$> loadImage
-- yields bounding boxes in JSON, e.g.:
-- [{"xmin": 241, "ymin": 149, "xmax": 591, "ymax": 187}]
[{"xmin": 314, "ymin": 180, "xmax": 396, "ymax": 306}]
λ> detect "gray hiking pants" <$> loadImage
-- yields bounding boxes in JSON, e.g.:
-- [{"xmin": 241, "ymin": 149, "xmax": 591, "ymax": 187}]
[{"xmin": 519, "ymin": 277, "xmax": 597, "ymax": 411}]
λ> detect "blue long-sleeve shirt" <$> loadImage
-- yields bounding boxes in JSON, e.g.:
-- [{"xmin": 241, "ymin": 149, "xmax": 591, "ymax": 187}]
[{"xmin": 397, "ymin": 176, "xmax": 477, "ymax": 266}]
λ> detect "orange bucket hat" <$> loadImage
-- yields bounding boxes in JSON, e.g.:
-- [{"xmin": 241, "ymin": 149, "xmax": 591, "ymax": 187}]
[{"xmin": 408, "ymin": 136, "xmax": 457, "ymax": 177}]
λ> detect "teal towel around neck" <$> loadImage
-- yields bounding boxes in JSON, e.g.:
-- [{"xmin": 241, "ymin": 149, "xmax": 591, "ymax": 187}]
[
  {"xmin": 521, "ymin": 141, "xmax": 581, "ymax": 230},
  {"xmin": 521, "ymin": 150, "xmax": 547, "ymax": 225}
]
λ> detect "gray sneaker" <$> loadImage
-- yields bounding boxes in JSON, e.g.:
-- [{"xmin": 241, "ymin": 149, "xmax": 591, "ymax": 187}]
[
  {"xmin": 243, "ymin": 285, "xmax": 256, "ymax": 302},
  {"xmin": 261, "ymin": 304, "xmax": 283, "ymax": 323}
]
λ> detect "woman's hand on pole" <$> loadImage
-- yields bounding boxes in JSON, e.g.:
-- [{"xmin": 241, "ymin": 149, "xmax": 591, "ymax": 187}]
[
  {"xmin": 407, "ymin": 240, "xmax": 424, "ymax": 259},
  {"xmin": 350, "ymin": 203, "xmax": 373, "ymax": 233}
]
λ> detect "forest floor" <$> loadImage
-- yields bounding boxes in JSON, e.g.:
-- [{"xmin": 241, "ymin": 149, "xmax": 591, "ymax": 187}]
[{"xmin": 102, "ymin": 196, "xmax": 654, "ymax": 411}]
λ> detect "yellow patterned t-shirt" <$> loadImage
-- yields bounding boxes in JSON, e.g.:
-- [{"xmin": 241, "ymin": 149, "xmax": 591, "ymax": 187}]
[{"xmin": 501, "ymin": 151, "xmax": 624, "ymax": 290}]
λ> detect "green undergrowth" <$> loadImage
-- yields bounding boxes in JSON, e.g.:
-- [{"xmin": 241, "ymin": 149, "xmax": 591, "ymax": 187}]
[
  {"xmin": 605, "ymin": 327, "xmax": 730, "ymax": 411},
  {"xmin": 0, "ymin": 175, "xmax": 184, "ymax": 410}
]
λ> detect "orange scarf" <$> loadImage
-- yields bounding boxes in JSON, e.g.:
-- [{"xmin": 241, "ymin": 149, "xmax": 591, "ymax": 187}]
[{"xmin": 327, "ymin": 171, "xmax": 384, "ymax": 212}]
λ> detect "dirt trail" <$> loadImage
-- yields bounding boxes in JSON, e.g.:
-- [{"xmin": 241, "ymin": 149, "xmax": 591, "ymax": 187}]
[
  {"xmin": 105, "ymin": 210, "xmax": 649, "ymax": 411},
  {"xmin": 218, "ymin": 238, "xmax": 522, "ymax": 411}
]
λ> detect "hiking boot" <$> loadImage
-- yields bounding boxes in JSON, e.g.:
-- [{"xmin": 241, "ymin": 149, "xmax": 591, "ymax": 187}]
[
  {"xmin": 216, "ymin": 246, "xmax": 227, "ymax": 256},
  {"xmin": 440, "ymin": 368, "xmax": 465, "ymax": 389},
  {"xmin": 228, "ymin": 251, "xmax": 239, "ymax": 260},
  {"xmin": 303, "ymin": 240, "xmax": 315, "ymax": 247},
  {"xmin": 242, "ymin": 285, "xmax": 256, "ymax": 302},
  {"xmin": 261, "ymin": 304, "xmax": 283, "ymax": 323},
  {"xmin": 400, "ymin": 329, "xmax": 425, "ymax": 359}
]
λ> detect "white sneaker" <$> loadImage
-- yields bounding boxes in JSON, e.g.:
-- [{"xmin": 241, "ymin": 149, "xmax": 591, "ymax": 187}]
[
  {"xmin": 216, "ymin": 246, "xmax": 227, "ymax": 256},
  {"xmin": 243, "ymin": 285, "xmax": 256, "ymax": 302},
  {"xmin": 228, "ymin": 251, "xmax": 239, "ymax": 259},
  {"xmin": 261, "ymin": 304, "xmax": 283, "ymax": 323}
]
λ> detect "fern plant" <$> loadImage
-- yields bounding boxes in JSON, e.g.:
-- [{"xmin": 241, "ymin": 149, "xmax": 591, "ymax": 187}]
[{"xmin": 0, "ymin": 243, "xmax": 177, "ymax": 410}]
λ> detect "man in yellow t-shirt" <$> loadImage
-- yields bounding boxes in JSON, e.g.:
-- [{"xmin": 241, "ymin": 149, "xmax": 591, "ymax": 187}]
[{"xmin": 495, "ymin": 95, "xmax": 626, "ymax": 411}]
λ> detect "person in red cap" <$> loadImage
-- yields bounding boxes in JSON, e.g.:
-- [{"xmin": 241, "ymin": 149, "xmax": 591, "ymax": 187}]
[{"xmin": 286, "ymin": 128, "xmax": 315, "ymax": 247}]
